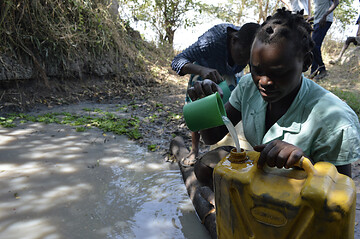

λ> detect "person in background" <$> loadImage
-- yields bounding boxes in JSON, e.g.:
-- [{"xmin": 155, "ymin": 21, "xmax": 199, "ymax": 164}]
[
  {"xmin": 281, "ymin": 0, "xmax": 311, "ymax": 17},
  {"xmin": 188, "ymin": 8, "xmax": 360, "ymax": 179},
  {"xmin": 308, "ymin": 0, "xmax": 339, "ymax": 80},
  {"xmin": 171, "ymin": 22, "xmax": 260, "ymax": 166},
  {"xmin": 330, "ymin": 12, "xmax": 360, "ymax": 64}
]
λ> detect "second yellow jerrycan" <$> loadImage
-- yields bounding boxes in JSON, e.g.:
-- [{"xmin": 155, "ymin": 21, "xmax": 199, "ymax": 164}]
[{"xmin": 213, "ymin": 149, "xmax": 356, "ymax": 239}]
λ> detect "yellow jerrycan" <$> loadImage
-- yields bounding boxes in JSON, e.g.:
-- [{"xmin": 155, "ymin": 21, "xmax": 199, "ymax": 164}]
[{"xmin": 213, "ymin": 149, "xmax": 356, "ymax": 239}]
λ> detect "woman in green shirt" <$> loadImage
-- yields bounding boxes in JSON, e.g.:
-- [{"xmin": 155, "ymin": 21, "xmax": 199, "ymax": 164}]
[{"xmin": 188, "ymin": 9, "xmax": 360, "ymax": 177}]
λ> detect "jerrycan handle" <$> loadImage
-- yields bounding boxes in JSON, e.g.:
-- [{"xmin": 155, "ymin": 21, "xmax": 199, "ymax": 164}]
[{"xmin": 293, "ymin": 156, "xmax": 317, "ymax": 175}]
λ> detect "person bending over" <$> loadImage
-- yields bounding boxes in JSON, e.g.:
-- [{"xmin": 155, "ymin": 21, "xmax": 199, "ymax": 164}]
[{"xmin": 171, "ymin": 22, "xmax": 260, "ymax": 166}]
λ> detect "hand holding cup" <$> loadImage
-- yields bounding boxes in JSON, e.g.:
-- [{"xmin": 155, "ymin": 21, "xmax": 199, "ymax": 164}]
[
  {"xmin": 183, "ymin": 79, "xmax": 228, "ymax": 132},
  {"xmin": 187, "ymin": 79, "xmax": 223, "ymax": 101}
]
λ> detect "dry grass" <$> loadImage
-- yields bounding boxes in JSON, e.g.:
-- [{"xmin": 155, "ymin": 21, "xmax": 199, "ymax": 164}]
[
  {"xmin": 0, "ymin": 0, "xmax": 177, "ymax": 112},
  {"xmin": 0, "ymin": 0, "xmax": 174, "ymax": 82},
  {"xmin": 307, "ymin": 39, "xmax": 360, "ymax": 118},
  {"xmin": 1, "ymin": 1, "xmax": 111, "ymax": 58}
]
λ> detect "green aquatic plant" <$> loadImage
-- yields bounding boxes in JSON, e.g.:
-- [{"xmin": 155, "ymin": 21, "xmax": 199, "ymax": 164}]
[
  {"xmin": 167, "ymin": 112, "xmax": 181, "ymax": 122},
  {"xmin": 116, "ymin": 105, "xmax": 129, "ymax": 112},
  {"xmin": 146, "ymin": 114, "xmax": 158, "ymax": 123},
  {"xmin": 0, "ymin": 108, "xmax": 142, "ymax": 140},
  {"xmin": 76, "ymin": 126, "xmax": 88, "ymax": 132},
  {"xmin": 155, "ymin": 103, "xmax": 163, "ymax": 107},
  {"xmin": 147, "ymin": 144, "xmax": 157, "ymax": 152},
  {"xmin": 0, "ymin": 116, "xmax": 16, "ymax": 128}
]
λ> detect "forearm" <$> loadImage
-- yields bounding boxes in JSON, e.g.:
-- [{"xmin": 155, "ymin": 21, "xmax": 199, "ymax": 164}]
[
  {"xmin": 180, "ymin": 63, "xmax": 207, "ymax": 76},
  {"xmin": 181, "ymin": 63, "xmax": 224, "ymax": 83},
  {"xmin": 324, "ymin": 0, "xmax": 339, "ymax": 18}
]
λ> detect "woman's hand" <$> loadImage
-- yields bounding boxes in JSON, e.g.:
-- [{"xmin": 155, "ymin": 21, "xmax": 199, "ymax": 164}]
[
  {"xmin": 253, "ymin": 140, "xmax": 305, "ymax": 169},
  {"xmin": 200, "ymin": 68, "xmax": 223, "ymax": 83},
  {"xmin": 187, "ymin": 79, "xmax": 223, "ymax": 101},
  {"xmin": 181, "ymin": 64, "xmax": 223, "ymax": 83}
]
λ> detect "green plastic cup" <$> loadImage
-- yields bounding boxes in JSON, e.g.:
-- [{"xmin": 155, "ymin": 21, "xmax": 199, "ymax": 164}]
[
  {"xmin": 218, "ymin": 81, "xmax": 231, "ymax": 103},
  {"xmin": 183, "ymin": 92, "xmax": 227, "ymax": 132}
]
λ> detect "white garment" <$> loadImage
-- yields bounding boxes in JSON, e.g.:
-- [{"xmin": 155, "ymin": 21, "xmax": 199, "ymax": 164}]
[{"xmin": 288, "ymin": 0, "xmax": 310, "ymax": 15}]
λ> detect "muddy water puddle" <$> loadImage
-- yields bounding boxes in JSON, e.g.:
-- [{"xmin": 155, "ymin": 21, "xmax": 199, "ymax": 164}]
[{"xmin": 0, "ymin": 103, "xmax": 210, "ymax": 239}]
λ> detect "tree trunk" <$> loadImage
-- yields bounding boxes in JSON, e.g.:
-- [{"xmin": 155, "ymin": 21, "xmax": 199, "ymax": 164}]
[{"xmin": 165, "ymin": 27, "xmax": 175, "ymax": 46}]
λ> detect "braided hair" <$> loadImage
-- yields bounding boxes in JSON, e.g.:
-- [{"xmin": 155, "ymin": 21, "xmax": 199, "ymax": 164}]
[{"xmin": 256, "ymin": 8, "xmax": 314, "ymax": 56}]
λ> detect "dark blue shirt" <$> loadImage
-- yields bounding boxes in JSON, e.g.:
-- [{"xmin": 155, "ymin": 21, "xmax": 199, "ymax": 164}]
[{"xmin": 171, "ymin": 23, "xmax": 246, "ymax": 76}]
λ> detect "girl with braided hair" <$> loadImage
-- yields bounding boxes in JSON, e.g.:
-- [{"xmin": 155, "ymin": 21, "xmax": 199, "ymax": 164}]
[{"xmin": 189, "ymin": 8, "xmax": 360, "ymax": 179}]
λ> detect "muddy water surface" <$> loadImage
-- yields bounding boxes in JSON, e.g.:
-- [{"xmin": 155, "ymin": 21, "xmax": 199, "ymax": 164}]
[{"xmin": 0, "ymin": 103, "xmax": 210, "ymax": 239}]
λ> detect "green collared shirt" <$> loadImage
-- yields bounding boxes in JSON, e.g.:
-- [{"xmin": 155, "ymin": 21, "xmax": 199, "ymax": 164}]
[{"xmin": 229, "ymin": 74, "xmax": 360, "ymax": 165}]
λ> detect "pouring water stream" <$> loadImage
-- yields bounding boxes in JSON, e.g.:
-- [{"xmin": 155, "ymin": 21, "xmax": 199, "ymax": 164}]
[{"xmin": 222, "ymin": 116, "xmax": 241, "ymax": 152}]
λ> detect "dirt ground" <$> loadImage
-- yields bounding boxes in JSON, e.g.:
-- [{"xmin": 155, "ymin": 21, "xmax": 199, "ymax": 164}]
[{"xmin": 0, "ymin": 48, "xmax": 360, "ymax": 236}]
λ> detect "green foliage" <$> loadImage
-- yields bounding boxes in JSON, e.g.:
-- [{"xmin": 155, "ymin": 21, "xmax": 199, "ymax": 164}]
[
  {"xmin": 147, "ymin": 144, "xmax": 157, "ymax": 151},
  {"xmin": 204, "ymin": 0, "xmax": 281, "ymax": 24},
  {"xmin": 116, "ymin": 105, "xmax": 129, "ymax": 112},
  {"xmin": 76, "ymin": 126, "xmax": 88, "ymax": 132},
  {"xmin": 0, "ymin": 116, "xmax": 16, "ymax": 128},
  {"xmin": 36, "ymin": 113, "xmax": 61, "ymax": 124},
  {"xmin": 203, "ymin": 0, "xmax": 354, "ymax": 28},
  {"xmin": 0, "ymin": 108, "xmax": 143, "ymax": 140},
  {"xmin": 119, "ymin": 0, "xmax": 210, "ymax": 45},
  {"xmin": 167, "ymin": 112, "xmax": 181, "ymax": 122},
  {"xmin": 2, "ymin": 0, "xmax": 354, "ymax": 61},
  {"xmin": 155, "ymin": 103, "xmax": 163, "ymax": 107},
  {"xmin": 146, "ymin": 114, "xmax": 158, "ymax": 123},
  {"xmin": 334, "ymin": 0, "xmax": 357, "ymax": 30},
  {"xmin": 331, "ymin": 88, "xmax": 360, "ymax": 119}
]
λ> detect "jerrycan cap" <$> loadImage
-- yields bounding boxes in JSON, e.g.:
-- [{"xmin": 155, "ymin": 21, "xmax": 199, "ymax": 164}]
[{"xmin": 228, "ymin": 148, "xmax": 248, "ymax": 163}]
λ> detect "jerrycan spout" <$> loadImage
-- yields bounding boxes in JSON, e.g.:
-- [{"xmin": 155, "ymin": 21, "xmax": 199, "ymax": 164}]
[{"xmin": 227, "ymin": 148, "xmax": 248, "ymax": 163}]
